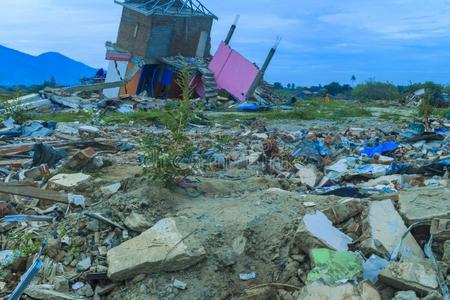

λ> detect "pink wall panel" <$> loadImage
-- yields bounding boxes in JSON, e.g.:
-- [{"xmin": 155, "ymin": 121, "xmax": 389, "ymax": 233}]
[{"xmin": 209, "ymin": 42, "xmax": 259, "ymax": 102}]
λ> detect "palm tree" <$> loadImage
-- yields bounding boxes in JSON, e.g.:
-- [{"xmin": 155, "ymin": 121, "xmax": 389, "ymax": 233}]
[{"xmin": 351, "ymin": 75, "xmax": 356, "ymax": 87}]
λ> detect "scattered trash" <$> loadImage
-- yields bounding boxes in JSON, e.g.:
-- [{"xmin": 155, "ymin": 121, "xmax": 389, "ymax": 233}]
[{"xmin": 239, "ymin": 272, "xmax": 257, "ymax": 281}]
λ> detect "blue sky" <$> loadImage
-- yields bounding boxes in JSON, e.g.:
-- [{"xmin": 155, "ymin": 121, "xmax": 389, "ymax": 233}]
[{"xmin": 1, "ymin": 0, "xmax": 449, "ymax": 86}]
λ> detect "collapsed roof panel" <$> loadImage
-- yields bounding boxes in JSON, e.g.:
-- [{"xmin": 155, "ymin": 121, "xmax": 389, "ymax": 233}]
[{"xmin": 114, "ymin": 0, "xmax": 218, "ymax": 19}]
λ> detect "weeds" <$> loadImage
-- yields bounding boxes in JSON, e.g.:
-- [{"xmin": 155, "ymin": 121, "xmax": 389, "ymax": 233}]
[
  {"xmin": 7, "ymin": 231, "xmax": 41, "ymax": 257},
  {"xmin": 2, "ymin": 88, "xmax": 28, "ymax": 124},
  {"xmin": 143, "ymin": 68, "xmax": 196, "ymax": 189}
]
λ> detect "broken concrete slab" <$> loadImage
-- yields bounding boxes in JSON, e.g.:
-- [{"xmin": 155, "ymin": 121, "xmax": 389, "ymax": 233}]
[
  {"xmin": 123, "ymin": 212, "xmax": 151, "ymax": 233},
  {"xmin": 306, "ymin": 248, "xmax": 363, "ymax": 284},
  {"xmin": 379, "ymin": 260, "xmax": 439, "ymax": 296},
  {"xmin": 361, "ymin": 199, "xmax": 424, "ymax": 259},
  {"xmin": 49, "ymin": 173, "xmax": 92, "ymax": 191},
  {"xmin": 100, "ymin": 183, "xmax": 121, "ymax": 198},
  {"xmin": 295, "ymin": 211, "xmax": 353, "ymax": 253},
  {"xmin": 107, "ymin": 217, "xmax": 206, "ymax": 281},
  {"xmin": 24, "ymin": 285, "xmax": 86, "ymax": 300},
  {"xmin": 297, "ymin": 281, "xmax": 380, "ymax": 300},
  {"xmin": 399, "ymin": 188, "xmax": 450, "ymax": 224}
]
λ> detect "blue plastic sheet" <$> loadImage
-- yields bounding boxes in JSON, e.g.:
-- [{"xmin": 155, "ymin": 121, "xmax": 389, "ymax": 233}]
[
  {"xmin": 237, "ymin": 102, "xmax": 259, "ymax": 112},
  {"xmin": 401, "ymin": 123, "xmax": 425, "ymax": 139},
  {"xmin": 363, "ymin": 255, "xmax": 388, "ymax": 284},
  {"xmin": 360, "ymin": 141, "xmax": 399, "ymax": 158},
  {"xmin": 292, "ymin": 140, "xmax": 332, "ymax": 161},
  {"xmin": 435, "ymin": 157, "xmax": 450, "ymax": 166},
  {"xmin": 386, "ymin": 162, "xmax": 411, "ymax": 175},
  {"xmin": 21, "ymin": 122, "xmax": 55, "ymax": 138}
]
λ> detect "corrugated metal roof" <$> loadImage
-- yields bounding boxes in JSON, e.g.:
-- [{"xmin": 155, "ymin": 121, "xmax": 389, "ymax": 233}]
[{"xmin": 114, "ymin": 0, "xmax": 218, "ymax": 19}]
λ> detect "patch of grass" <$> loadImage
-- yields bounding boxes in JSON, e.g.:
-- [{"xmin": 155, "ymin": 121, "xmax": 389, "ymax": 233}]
[
  {"xmin": 28, "ymin": 111, "xmax": 93, "ymax": 123},
  {"xmin": 101, "ymin": 111, "xmax": 169, "ymax": 124},
  {"xmin": 379, "ymin": 112, "xmax": 406, "ymax": 122},
  {"xmin": 211, "ymin": 99, "xmax": 372, "ymax": 121}
]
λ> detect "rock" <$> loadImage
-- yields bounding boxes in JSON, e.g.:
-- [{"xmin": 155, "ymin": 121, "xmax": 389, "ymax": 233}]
[
  {"xmin": 295, "ymin": 164, "xmax": 318, "ymax": 188},
  {"xmin": 107, "ymin": 217, "xmax": 206, "ymax": 281},
  {"xmin": 25, "ymin": 285, "xmax": 85, "ymax": 300},
  {"xmin": 298, "ymin": 281, "xmax": 380, "ymax": 300},
  {"xmin": 85, "ymin": 220, "xmax": 99, "ymax": 232},
  {"xmin": 76, "ymin": 257, "xmax": 91, "ymax": 271},
  {"xmin": 322, "ymin": 198, "xmax": 363, "ymax": 224},
  {"xmin": 0, "ymin": 250, "xmax": 20, "ymax": 267},
  {"xmin": 429, "ymin": 218, "xmax": 450, "ymax": 241},
  {"xmin": 306, "ymin": 248, "xmax": 363, "ymax": 285},
  {"xmin": 232, "ymin": 235, "xmax": 247, "ymax": 255},
  {"xmin": 53, "ymin": 276, "xmax": 69, "ymax": 292},
  {"xmin": 392, "ymin": 291, "xmax": 420, "ymax": 300},
  {"xmin": 124, "ymin": 212, "xmax": 152, "ymax": 233},
  {"xmin": 361, "ymin": 200, "xmax": 424, "ymax": 259},
  {"xmin": 399, "ymin": 188, "xmax": 450, "ymax": 224},
  {"xmin": 173, "ymin": 279, "xmax": 187, "ymax": 290},
  {"xmin": 78, "ymin": 125, "xmax": 100, "ymax": 137},
  {"xmin": 422, "ymin": 291, "xmax": 444, "ymax": 300},
  {"xmin": 63, "ymin": 148, "xmax": 96, "ymax": 171},
  {"xmin": 443, "ymin": 240, "xmax": 450, "ymax": 265},
  {"xmin": 294, "ymin": 211, "xmax": 352, "ymax": 253},
  {"xmin": 0, "ymin": 201, "xmax": 16, "ymax": 218},
  {"xmin": 78, "ymin": 284, "xmax": 94, "ymax": 297},
  {"xmin": 49, "ymin": 173, "xmax": 91, "ymax": 191},
  {"xmin": 72, "ymin": 282, "xmax": 84, "ymax": 290},
  {"xmin": 100, "ymin": 183, "xmax": 121, "ymax": 198},
  {"xmin": 379, "ymin": 260, "xmax": 439, "ymax": 295}
]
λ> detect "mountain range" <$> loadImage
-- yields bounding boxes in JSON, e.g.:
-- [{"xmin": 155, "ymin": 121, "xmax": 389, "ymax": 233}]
[{"xmin": 0, "ymin": 44, "xmax": 97, "ymax": 86}]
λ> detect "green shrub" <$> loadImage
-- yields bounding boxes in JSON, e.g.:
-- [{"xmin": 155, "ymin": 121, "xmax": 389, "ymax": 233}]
[{"xmin": 352, "ymin": 81, "xmax": 400, "ymax": 101}]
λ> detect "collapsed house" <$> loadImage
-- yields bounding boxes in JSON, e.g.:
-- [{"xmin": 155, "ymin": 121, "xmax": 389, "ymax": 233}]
[{"xmin": 102, "ymin": 0, "xmax": 277, "ymax": 103}]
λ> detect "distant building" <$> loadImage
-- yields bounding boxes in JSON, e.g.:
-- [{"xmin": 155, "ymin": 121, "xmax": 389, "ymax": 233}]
[{"xmin": 104, "ymin": 0, "xmax": 217, "ymax": 98}]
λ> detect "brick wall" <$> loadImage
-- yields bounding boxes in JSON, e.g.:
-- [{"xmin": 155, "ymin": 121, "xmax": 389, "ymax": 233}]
[
  {"xmin": 116, "ymin": 8, "xmax": 213, "ymax": 58},
  {"xmin": 117, "ymin": 8, "xmax": 152, "ymax": 57}
]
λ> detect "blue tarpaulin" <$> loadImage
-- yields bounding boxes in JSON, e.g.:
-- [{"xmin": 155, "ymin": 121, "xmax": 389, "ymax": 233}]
[{"xmin": 360, "ymin": 141, "xmax": 399, "ymax": 158}]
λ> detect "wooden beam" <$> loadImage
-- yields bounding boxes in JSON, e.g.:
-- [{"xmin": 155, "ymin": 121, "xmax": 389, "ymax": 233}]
[{"xmin": 0, "ymin": 182, "xmax": 69, "ymax": 204}]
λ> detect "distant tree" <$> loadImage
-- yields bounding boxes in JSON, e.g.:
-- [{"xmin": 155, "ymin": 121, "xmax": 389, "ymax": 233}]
[
  {"xmin": 324, "ymin": 82, "xmax": 341, "ymax": 96},
  {"xmin": 351, "ymin": 75, "xmax": 356, "ymax": 86},
  {"xmin": 291, "ymin": 83, "xmax": 296, "ymax": 90},
  {"xmin": 273, "ymin": 82, "xmax": 283, "ymax": 89},
  {"xmin": 352, "ymin": 81, "xmax": 400, "ymax": 101},
  {"xmin": 287, "ymin": 83, "xmax": 291, "ymax": 89}
]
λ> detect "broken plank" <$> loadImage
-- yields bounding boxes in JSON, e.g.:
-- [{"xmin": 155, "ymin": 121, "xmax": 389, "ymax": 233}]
[
  {"xmin": 0, "ymin": 144, "xmax": 34, "ymax": 157},
  {"xmin": 0, "ymin": 159, "xmax": 31, "ymax": 167},
  {"xmin": 0, "ymin": 182, "xmax": 69, "ymax": 204}
]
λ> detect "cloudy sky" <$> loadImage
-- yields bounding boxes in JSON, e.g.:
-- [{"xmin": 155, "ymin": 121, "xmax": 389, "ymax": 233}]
[{"xmin": 1, "ymin": 0, "xmax": 449, "ymax": 86}]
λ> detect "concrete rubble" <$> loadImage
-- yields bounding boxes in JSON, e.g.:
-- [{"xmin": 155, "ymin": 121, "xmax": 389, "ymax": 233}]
[
  {"xmin": 399, "ymin": 188, "xmax": 450, "ymax": 224},
  {"xmin": 0, "ymin": 4, "xmax": 449, "ymax": 298},
  {"xmin": 0, "ymin": 109, "xmax": 448, "ymax": 299},
  {"xmin": 298, "ymin": 281, "xmax": 381, "ymax": 300},
  {"xmin": 379, "ymin": 260, "xmax": 439, "ymax": 295},
  {"xmin": 107, "ymin": 217, "xmax": 206, "ymax": 281},
  {"xmin": 361, "ymin": 199, "xmax": 424, "ymax": 259}
]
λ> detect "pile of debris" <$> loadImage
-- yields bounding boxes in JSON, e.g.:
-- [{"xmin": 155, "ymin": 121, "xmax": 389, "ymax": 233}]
[{"xmin": 0, "ymin": 110, "xmax": 449, "ymax": 299}]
